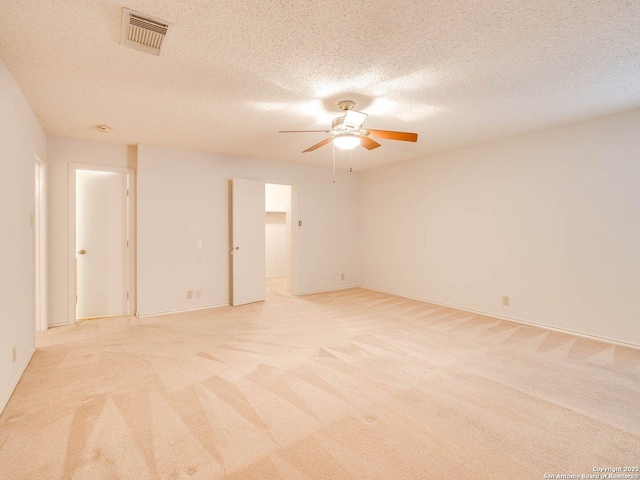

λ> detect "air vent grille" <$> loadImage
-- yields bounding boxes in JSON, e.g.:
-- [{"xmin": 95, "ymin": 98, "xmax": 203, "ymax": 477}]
[{"xmin": 121, "ymin": 9, "xmax": 171, "ymax": 56}]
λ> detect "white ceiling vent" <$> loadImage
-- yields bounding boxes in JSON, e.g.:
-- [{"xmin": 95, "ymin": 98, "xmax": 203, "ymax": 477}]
[{"xmin": 120, "ymin": 8, "xmax": 171, "ymax": 56}]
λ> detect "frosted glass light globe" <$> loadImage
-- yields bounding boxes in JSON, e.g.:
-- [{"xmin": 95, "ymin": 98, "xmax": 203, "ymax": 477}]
[{"xmin": 332, "ymin": 134, "xmax": 361, "ymax": 150}]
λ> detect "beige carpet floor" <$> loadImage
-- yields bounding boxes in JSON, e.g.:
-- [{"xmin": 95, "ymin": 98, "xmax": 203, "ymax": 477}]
[{"xmin": 1, "ymin": 278, "xmax": 639, "ymax": 479}]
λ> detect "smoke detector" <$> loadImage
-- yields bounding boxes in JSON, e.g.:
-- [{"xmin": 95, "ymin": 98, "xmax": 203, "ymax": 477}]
[{"xmin": 120, "ymin": 8, "xmax": 172, "ymax": 56}]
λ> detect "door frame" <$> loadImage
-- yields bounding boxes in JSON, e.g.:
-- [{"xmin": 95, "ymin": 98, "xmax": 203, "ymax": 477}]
[
  {"xmin": 67, "ymin": 163, "xmax": 135, "ymax": 324},
  {"xmin": 262, "ymin": 179, "xmax": 298, "ymax": 296},
  {"xmin": 34, "ymin": 155, "xmax": 47, "ymax": 332}
]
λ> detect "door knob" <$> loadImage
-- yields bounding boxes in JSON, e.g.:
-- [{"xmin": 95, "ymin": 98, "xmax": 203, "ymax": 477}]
[{"xmin": 78, "ymin": 250, "xmax": 86, "ymax": 255}]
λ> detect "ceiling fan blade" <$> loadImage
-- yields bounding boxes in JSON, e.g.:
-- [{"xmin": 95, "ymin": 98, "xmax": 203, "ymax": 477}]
[
  {"xmin": 360, "ymin": 136, "xmax": 381, "ymax": 150},
  {"xmin": 367, "ymin": 129, "xmax": 418, "ymax": 142},
  {"xmin": 303, "ymin": 137, "xmax": 333, "ymax": 153},
  {"xmin": 279, "ymin": 130, "xmax": 331, "ymax": 133}
]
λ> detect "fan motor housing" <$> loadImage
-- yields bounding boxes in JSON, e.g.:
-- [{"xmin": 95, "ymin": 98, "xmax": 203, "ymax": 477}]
[{"xmin": 332, "ymin": 117, "xmax": 346, "ymax": 130}]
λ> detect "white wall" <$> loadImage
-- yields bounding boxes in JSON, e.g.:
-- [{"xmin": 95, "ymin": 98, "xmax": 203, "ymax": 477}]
[
  {"xmin": 46, "ymin": 137, "xmax": 133, "ymax": 325},
  {"xmin": 265, "ymin": 183, "xmax": 290, "ymax": 212},
  {"xmin": 137, "ymin": 144, "xmax": 358, "ymax": 316},
  {"xmin": 358, "ymin": 108, "xmax": 640, "ymax": 346},
  {"xmin": 0, "ymin": 58, "xmax": 47, "ymax": 413}
]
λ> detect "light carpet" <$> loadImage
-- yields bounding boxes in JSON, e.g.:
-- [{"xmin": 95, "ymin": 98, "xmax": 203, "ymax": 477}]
[{"xmin": 1, "ymin": 278, "xmax": 639, "ymax": 479}]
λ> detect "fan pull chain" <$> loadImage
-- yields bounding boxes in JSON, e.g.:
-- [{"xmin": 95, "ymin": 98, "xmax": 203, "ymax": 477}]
[{"xmin": 332, "ymin": 144, "xmax": 336, "ymax": 183}]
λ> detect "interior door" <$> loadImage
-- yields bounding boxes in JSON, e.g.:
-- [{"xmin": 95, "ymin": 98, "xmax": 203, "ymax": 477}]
[
  {"xmin": 76, "ymin": 170, "xmax": 128, "ymax": 319},
  {"xmin": 231, "ymin": 178, "xmax": 266, "ymax": 306}
]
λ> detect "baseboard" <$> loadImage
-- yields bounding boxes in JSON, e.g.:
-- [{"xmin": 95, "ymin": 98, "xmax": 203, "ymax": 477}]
[
  {"xmin": 358, "ymin": 285, "xmax": 640, "ymax": 350},
  {"xmin": 137, "ymin": 303, "xmax": 229, "ymax": 318},
  {"xmin": 297, "ymin": 284, "xmax": 358, "ymax": 296},
  {"xmin": 0, "ymin": 347, "xmax": 35, "ymax": 415},
  {"xmin": 135, "ymin": 287, "xmax": 360, "ymax": 315}
]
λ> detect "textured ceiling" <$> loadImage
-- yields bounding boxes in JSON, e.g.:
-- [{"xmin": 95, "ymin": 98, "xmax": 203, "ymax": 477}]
[{"xmin": 1, "ymin": 1, "xmax": 640, "ymax": 170}]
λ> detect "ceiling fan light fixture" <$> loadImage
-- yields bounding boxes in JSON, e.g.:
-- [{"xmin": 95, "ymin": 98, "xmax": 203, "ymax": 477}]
[
  {"xmin": 279, "ymin": 100, "xmax": 417, "ymax": 156},
  {"xmin": 332, "ymin": 134, "xmax": 361, "ymax": 150}
]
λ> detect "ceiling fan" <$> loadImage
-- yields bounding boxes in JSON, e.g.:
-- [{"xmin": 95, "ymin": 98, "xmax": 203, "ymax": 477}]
[{"xmin": 279, "ymin": 100, "xmax": 418, "ymax": 153}]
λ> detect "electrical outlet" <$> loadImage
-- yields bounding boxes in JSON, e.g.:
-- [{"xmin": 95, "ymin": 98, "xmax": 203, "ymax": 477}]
[
  {"xmin": 340, "ymin": 273, "xmax": 345, "ymax": 280},
  {"xmin": 186, "ymin": 290, "xmax": 193, "ymax": 300},
  {"xmin": 12, "ymin": 345, "xmax": 17, "ymax": 363},
  {"xmin": 502, "ymin": 296, "xmax": 510, "ymax": 307},
  {"xmin": 194, "ymin": 290, "xmax": 201, "ymax": 298}
]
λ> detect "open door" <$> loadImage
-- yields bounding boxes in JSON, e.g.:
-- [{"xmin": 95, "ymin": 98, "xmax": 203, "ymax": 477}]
[{"xmin": 231, "ymin": 178, "xmax": 266, "ymax": 306}]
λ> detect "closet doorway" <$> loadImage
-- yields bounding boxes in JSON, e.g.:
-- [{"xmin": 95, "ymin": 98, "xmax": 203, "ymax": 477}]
[{"xmin": 265, "ymin": 183, "xmax": 293, "ymax": 294}]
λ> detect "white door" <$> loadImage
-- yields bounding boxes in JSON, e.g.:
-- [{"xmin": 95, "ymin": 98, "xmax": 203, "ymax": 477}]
[
  {"xmin": 76, "ymin": 170, "xmax": 129, "ymax": 319},
  {"xmin": 231, "ymin": 178, "xmax": 265, "ymax": 306}
]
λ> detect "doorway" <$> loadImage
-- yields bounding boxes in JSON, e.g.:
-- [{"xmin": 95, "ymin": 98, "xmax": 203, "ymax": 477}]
[
  {"xmin": 68, "ymin": 165, "xmax": 135, "ymax": 323},
  {"xmin": 230, "ymin": 179, "xmax": 296, "ymax": 306},
  {"xmin": 265, "ymin": 183, "xmax": 293, "ymax": 295}
]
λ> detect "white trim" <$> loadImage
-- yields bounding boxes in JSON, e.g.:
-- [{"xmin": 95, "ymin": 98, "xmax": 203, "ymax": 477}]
[
  {"xmin": 290, "ymin": 184, "xmax": 298, "ymax": 296},
  {"xmin": 358, "ymin": 285, "xmax": 640, "ymax": 350},
  {"xmin": 47, "ymin": 322, "xmax": 69, "ymax": 328},
  {"xmin": 34, "ymin": 156, "xmax": 48, "ymax": 332},
  {"xmin": 297, "ymin": 284, "xmax": 358, "ymax": 296},
  {"xmin": 68, "ymin": 163, "xmax": 136, "ymax": 324},
  {"xmin": 136, "ymin": 303, "xmax": 229, "ymax": 318},
  {"xmin": 0, "ymin": 348, "xmax": 35, "ymax": 415}
]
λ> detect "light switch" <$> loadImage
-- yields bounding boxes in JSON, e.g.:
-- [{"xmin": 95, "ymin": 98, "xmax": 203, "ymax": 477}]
[{"xmin": 197, "ymin": 240, "xmax": 203, "ymax": 248}]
